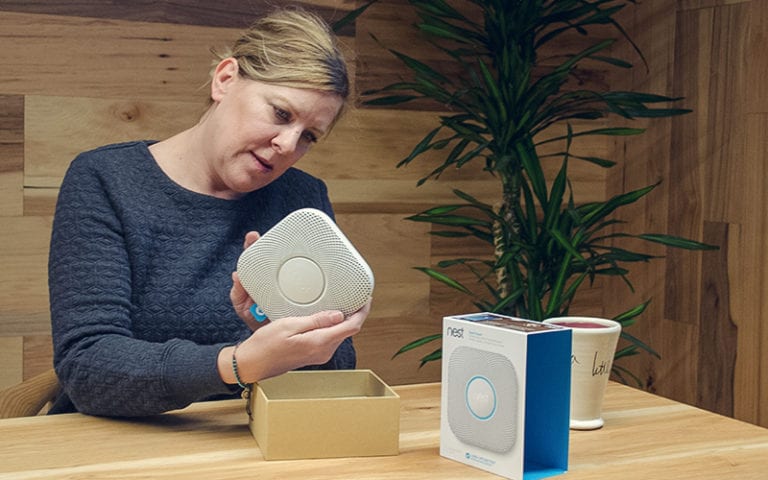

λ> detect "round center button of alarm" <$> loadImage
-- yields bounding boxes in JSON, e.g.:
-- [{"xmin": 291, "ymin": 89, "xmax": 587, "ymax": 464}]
[{"xmin": 277, "ymin": 257, "xmax": 325, "ymax": 305}]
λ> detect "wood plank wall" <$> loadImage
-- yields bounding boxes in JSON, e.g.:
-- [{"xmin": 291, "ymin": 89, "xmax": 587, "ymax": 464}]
[
  {"xmin": 0, "ymin": 0, "xmax": 513, "ymax": 391},
  {"xmin": 605, "ymin": 0, "xmax": 768, "ymax": 427},
  {"xmin": 0, "ymin": 0, "xmax": 764, "ymax": 428}
]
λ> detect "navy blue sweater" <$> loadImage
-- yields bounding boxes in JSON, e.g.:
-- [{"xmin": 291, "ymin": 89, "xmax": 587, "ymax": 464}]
[{"xmin": 48, "ymin": 141, "xmax": 355, "ymax": 417}]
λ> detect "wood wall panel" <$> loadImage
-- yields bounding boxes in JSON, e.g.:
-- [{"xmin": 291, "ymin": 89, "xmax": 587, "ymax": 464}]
[
  {"xmin": 0, "ymin": 12, "xmax": 239, "ymax": 100},
  {"xmin": 23, "ymin": 94, "xmax": 606, "ymax": 213},
  {"xmin": 1, "ymin": 0, "xmax": 765, "ymax": 428},
  {"xmin": 743, "ymin": 114, "xmax": 768, "ymax": 426},
  {"xmin": 0, "ymin": 337, "xmax": 23, "ymax": 390},
  {"xmin": 650, "ymin": 318, "xmax": 698, "ymax": 399},
  {"xmin": 23, "ymin": 335, "xmax": 54, "ymax": 380},
  {"xmin": 678, "ymin": 0, "xmax": 752, "ymax": 10},
  {"xmin": 664, "ymin": 6, "xmax": 710, "ymax": 326},
  {"xmin": 0, "ymin": 216, "xmax": 52, "ymax": 336},
  {"xmin": 0, "ymin": 0, "xmax": 358, "ymax": 29},
  {"xmin": 726, "ymin": 220, "xmax": 762, "ymax": 423},
  {"xmin": 22, "ymin": 189, "xmax": 58, "ymax": 217},
  {"xmin": 605, "ymin": 0, "xmax": 768, "ymax": 427},
  {"xmin": 669, "ymin": 0, "xmax": 754, "ymax": 419},
  {"xmin": 25, "ymin": 95, "xmax": 205, "ymax": 188},
  {"xmin": 0, "ymin": 95, "xmax": 24, "ymax": 216},
  {"xmin": 335, "ymin": 213, "xmax": 438, "ymax": 384},
  {"xmin": 745, "ymin": 0, "xmax": 768, "ymax": 113},
  {"xmin": 603, "ymin": 0, "xmax": 679, "ymax": 397},
  {"xmin": 697, "ymin": 221, "xmax": 736, "ymax": 416}
]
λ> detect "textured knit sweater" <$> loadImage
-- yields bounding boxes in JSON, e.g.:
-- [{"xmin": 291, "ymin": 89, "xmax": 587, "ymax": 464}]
[{"xmin": 48, "ymin": 141, "xmax": 355, "ymax": 417}]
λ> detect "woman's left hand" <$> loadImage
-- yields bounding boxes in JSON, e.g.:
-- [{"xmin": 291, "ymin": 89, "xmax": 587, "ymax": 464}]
[{"xmin": 230, "ymin": 231, "xmax": 266, "ymax": 331}]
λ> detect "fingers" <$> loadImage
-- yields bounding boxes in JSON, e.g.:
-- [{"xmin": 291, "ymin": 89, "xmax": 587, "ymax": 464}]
[
  {"xmin": 292, "ymin": 299, "xmax": 372, "ymax": 335},
  {"xmin": 233, "ymin": 303, "xmax": 372, "ymax": 383},
  {"xmin": 266, "ymin": 310, "xmax": 350, "ymax": 349},
  {"xmin": 243, "ymin": 231, "xmax": 260, "ymax": 249},
  {"xmin": 232, "ymin": 231, "xmax": 262, "ymax": 330},
  {"xmin": 347, "ymin": 299, "xmax": 372, "ymax": 324},
  {"xmin": 230, "ymin": 272, "xmax": 250, "ymax": 305},
  {"xmin": 231, "ymin": 271, "xmax": 264, "ymax": 331},
  {"xmin": 293, "ymin": 304, "xmax": 370, "ymax": 345},
  {"xmin": 288, "ymin": 310, "xmax": 345, "ymax": 333},
  {"xmin": 344, "ymin": 299, "xmax": 373, "ymax": 333}
]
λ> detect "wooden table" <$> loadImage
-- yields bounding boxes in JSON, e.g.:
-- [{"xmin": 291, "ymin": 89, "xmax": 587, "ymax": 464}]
[{"xmin": 1, "ymin": 382, "xmax": 767, "ymax": 479}]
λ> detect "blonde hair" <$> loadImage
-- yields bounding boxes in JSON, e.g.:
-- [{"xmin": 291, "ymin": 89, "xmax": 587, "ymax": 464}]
[{"xmin": 212, "ymin": 8, "xmax": 349, "ymax": 110}]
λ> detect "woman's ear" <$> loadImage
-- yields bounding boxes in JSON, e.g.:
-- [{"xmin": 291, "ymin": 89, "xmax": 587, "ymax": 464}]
[{"xmin": 210, "ymin": 57, "xmax": 239, "ymax": 103}]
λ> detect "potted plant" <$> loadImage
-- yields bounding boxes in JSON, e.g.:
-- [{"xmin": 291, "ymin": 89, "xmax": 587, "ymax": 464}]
[{"xmin": 363, "ymin": 0, "xmax": 715, "ymax": 384}]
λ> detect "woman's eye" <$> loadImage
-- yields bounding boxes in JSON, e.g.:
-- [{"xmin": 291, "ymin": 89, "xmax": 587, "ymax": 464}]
[
  {"xmin": 302, "ymin": 131, "xmax": 318, "ymax": 144},
  {"xmin": 273, "ymin": 106, "xmax": 290, "ymax": 122}
]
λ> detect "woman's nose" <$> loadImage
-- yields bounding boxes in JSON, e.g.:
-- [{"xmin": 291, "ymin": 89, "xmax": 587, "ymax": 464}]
[{"xmin": 271, "ymin": 128, "xmax": 302, "ymax": 155}]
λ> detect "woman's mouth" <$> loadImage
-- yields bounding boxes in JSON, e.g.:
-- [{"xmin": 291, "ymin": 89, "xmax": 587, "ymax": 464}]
[{"xmin": 251, "ymin": 152, "xmax": 274, "ymax": 172}]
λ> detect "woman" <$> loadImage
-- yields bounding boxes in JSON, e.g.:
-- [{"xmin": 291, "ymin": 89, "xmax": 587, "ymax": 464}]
[{"xmin": 48, "ymin": 7, "xmax": 369, "ymax": 417}]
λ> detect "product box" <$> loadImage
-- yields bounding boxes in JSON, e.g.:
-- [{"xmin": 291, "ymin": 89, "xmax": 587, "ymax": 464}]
[
  {"xmin": 440, "ymin": 312, "xmax": 571, "ymax": 479},
  {"xmin": 248, "ymin": 369, "xmax": 400, "ymax": 460}
]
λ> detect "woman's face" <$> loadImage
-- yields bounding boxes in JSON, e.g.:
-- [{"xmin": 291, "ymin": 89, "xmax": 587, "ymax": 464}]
[{"xmin": 202, "ymin": 58, "xmax": 343, "ymax": 199}]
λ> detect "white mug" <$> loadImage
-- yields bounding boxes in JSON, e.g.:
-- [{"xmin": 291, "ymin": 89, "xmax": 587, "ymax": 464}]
[{"xmin": 543, "ymin": 316, "xmax": 621, "ymax": 430}]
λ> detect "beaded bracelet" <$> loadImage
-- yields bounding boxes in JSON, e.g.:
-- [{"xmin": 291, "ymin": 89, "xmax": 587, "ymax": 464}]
[{"xmin": 232, "ymin": 342, "xmax": 249, "ymax": 389}]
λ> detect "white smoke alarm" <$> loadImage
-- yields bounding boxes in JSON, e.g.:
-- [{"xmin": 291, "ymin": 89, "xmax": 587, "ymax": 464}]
[{"xmin": 236, "ymin": 208, "xmax": 374, "ymax": 321}]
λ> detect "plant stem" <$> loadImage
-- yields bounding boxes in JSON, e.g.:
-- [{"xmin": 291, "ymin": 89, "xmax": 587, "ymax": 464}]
[{"xmin": 494, "ymin": 160, "xmax": 522, "ymax": 315}]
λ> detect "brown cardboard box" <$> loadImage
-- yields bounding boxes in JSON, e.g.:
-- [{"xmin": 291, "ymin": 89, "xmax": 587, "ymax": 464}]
[{"xmin": 248, "ymin": 370, "xmax": 400, "ymax": 460}]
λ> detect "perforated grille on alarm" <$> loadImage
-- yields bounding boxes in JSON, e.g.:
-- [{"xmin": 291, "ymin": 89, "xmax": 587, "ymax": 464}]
[
  {"xmin": 236, "ymin": 208, "xmax": 374, "ymax": 320},
  {"xmin": 447, "ymin": 346, "xmax": 518, "ymax": 453}
]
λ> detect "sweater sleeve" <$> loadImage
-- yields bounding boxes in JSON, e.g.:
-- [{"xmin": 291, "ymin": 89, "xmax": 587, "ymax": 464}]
[{"xmin": 49, "ymin": 156, "xmax": 235, "ymax": 417}]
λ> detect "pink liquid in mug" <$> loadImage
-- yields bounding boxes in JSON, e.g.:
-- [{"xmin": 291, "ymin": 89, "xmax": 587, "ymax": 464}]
[{"xmin": 555, "ymin": 321, "xmax": 609, "ymax": 329}]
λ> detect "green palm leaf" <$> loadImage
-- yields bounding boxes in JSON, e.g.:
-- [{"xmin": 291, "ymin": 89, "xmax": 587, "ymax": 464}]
[
  {"xmin": 413, "ymin": 267, "xmax": 472, "ymax": 294},
  {"xmin": 391, "ymin": 334, "xmax": 442, "ymax": 359},
  {"xmin": 360, "ymin": 0, "xmax": 715, "ymax": 384}
]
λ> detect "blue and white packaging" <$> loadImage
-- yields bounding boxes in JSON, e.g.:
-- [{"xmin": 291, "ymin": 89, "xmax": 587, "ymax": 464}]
[{"xmin": 440, "ymin": 312, "xmax": 571, "ymax": 480}]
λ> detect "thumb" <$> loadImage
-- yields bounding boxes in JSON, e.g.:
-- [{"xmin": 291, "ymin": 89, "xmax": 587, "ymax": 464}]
[{"xmin": 294, "ymin": 310, "xmax": 344, "ymax": 333}]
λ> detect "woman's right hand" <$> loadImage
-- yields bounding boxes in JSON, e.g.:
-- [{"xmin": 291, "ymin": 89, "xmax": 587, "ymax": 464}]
[{"xmin": 217, "ymin": 300, "xmax": 371, "ymax": 385}]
